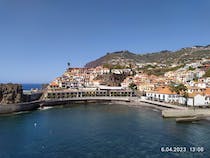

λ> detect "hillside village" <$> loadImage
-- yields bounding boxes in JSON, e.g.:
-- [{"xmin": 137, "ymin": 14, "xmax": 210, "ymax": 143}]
[{"xmin": 47, "ymin": 47, "xmax": 210, "ymax": 107}]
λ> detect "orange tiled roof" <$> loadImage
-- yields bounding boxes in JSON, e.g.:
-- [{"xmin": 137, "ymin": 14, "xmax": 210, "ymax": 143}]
[
  {"xmin": 188, "ymin": 92, "xmax": 204, "ymax": 98},
  {"xmin": 50, "ymin": 82, "xmax": 58, "ymax": 86},
  {"xmin": 155, "ymin": 86, "xmax": 177, "ymax": 95}
]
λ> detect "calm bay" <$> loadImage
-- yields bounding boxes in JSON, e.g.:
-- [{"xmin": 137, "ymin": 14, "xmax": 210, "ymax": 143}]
[{"xmin": 0, "ymin": 104, "xmax": 209, "ymax": 158}]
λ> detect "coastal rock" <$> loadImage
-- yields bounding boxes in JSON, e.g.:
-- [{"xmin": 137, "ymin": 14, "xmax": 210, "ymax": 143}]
[
  {"xmin": 94, "ymin": 73, "xmax": 129, "ymax": 86},
  {"xmin": 0, "ymin": 83, "xmax": 23, "ymax": 104}
]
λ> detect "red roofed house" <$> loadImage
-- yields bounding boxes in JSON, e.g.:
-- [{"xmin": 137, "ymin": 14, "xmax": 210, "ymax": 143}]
[{"xmin": 146, "ymin": 86, "xmax": 179, "ymax": 103}]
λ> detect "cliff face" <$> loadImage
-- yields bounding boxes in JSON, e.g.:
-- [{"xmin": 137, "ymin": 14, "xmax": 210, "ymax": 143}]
[
  {"xmin": 94, "ymin": 73, "xmax": 129, "ymax": 86},
  {"xmin": 0, "ymin": 84, "xmax": 23, "ymax": 104}
]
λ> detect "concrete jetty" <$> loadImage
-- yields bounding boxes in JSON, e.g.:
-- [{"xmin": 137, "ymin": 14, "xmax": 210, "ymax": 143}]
[
  {"xmin": 139, "ymin": 98, "xmax": 210, "ymax": 120},
  {"xmin": 162, "ymin": 109, "xmax": 210, "ymax": 118}
]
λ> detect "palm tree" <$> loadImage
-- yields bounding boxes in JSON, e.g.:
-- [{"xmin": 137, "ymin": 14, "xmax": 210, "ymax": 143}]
[
  {"xmin": 129, "ymin": 82, "xmax": 137, "ymax": 90},
  {"xmin": 169, "ymin": 83, "xmax": 188, "ymax": 106},
  {"xmin": 67, "ymin": 62, "xmax": 71, "ymax": 68},
  {"xmin": 169, "ymin": 83, "xmax": 187, "ymax": 94}
]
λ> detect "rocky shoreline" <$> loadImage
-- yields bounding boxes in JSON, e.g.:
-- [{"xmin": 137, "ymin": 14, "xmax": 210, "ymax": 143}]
[
  {"xmin": 0, "ymin": 83, "xmax": 45, "ymax": 115},
  {"xmin": 0, "ymin": 83, "xmax": 23, "ymax": 104}
]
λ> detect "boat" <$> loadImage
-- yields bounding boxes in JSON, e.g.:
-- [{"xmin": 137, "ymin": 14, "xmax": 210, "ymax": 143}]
[{"xmin": 39, "ymin": 106, "xmax": 53, "ymax": 110}]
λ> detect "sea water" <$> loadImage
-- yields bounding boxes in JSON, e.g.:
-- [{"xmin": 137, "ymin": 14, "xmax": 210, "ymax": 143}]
[
  {"xmin": 0, "ymin": 104, "xmax": 209, "ymax": 158},
  {"xmin": 22, "ymin": 84, "xmax": 42, "ymax": 90}
]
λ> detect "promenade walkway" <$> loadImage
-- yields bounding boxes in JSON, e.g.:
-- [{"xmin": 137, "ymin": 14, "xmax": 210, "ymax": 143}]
[
  {"xmin": 43, "ymin": 96, "xmax": 131, "ymax": 102},
  {"xmin": 40, "ymin": 96, "xmax": 132, "ymax": 106},
  {"xmin": 140, "ymin": 98, "xmax": 188, "ymax": 110}
]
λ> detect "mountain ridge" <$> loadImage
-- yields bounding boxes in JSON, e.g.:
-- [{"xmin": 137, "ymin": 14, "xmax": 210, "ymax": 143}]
[{"xmin": 84, "ymin": 44, "xmax": 210, "ymax": 68}]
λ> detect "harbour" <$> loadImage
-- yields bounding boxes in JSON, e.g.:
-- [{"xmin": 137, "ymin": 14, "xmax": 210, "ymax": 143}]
[
  {"xmin": 1, "ymin": 1, "xmax": 210, "ymax": 157},
  {"xmin": 0, "ymin": 103, "xmax": 209, "ymax": 158}
]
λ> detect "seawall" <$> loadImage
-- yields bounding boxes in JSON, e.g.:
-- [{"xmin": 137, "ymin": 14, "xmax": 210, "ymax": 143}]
[
  {"xmin": 0, "ymin": 97, "xmax": 133, "ymax": 114},
  {"xmin": 40, "ymin": 97, "xmax": 131, "ymax": 107},
  {"xmin": 0, "ymin": 102, "xmax": 40, "ymax": 114}
]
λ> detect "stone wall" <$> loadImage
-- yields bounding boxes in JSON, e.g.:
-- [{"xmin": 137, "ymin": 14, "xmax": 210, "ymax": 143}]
[{"xmin": 0, "ymin": 83, "xmax": 23, "ymax": 104}]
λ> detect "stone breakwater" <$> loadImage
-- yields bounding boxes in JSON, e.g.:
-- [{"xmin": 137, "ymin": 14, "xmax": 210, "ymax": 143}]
[
  {"xmin": 0, "ymin": 102, "xmax": 40, "ymax": 114},
  {"xmin": 0, "ymin": 83, "xmax": 43, "ymax": 114}
]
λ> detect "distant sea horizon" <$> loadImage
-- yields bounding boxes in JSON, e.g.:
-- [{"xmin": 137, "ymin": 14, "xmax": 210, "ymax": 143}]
[{"xmin": 22, "ymin": 83, "xmax": 44, "ymax": 90}]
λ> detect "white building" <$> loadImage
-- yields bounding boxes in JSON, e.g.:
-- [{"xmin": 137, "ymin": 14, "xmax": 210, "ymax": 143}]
[
  {"xmin": 187, "ymin": 93, "xmax": 208, "ymax": 107},
  {"xmin": 146, "ymin": 87, "xmax": 179, "ymax": 103}
]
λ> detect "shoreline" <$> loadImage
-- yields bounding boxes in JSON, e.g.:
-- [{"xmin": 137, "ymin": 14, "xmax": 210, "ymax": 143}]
[
  {"xmin": 109, "ymin": 100, "xmax": 169, "ymax": 111},
  {"xmin": 111, "ymin": 101, "xmax": 210, "ymax": 122},
  {"xmin": 1, "ymin": 97, "xmax": 210, "ymax": 121},
  {"xmin": 0, "ymin": 97, "xmax": 169, "ymax": 115}
]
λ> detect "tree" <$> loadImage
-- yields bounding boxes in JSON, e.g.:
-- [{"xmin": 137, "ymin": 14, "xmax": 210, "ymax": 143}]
[
  {"xmin": 129, "ymin": 82, "xmax": 137, "ymax": 90},
  {"xmin": 169, "ymin": 83, "xmax": 188, "ymax": 106},
  {"xmin": 103, "ymin": 63, "xmax": 110, "ymax": 68},
  {"xmin": 169, "ymin": 83, "xmax": 187, "ymax": 95},
  {"xmin": 203, "ymin": 68, "xmax": 210, "ymax": 77},
  {"xmin": 188, "ymin": 66, "xmax": 196, "ymax": 71}
]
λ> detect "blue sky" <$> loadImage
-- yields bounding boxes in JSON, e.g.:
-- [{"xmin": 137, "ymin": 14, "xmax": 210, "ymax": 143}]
[{"xmin": 0, "ymin": 0, "xmax": 210, "ymax": 83}]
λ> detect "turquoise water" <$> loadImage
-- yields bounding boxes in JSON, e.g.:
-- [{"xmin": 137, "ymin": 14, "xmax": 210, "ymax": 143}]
[{"xmin": 0, "ymin": 104, "xmax": 209, "ymax": 158}]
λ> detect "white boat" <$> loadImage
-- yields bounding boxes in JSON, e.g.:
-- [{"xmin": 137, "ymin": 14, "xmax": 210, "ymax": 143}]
[{"xmin": 39, "ymin": 106, "xmax": 53, "ymax": 110}]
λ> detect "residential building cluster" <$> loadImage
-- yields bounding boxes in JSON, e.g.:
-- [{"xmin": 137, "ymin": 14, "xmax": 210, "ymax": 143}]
[
  {"xmin": 48, "ymin": 58, "xmax": 210, "ymax": 107},
  {"xmin": 49, "ymin": 66, "xmax": 109, "ymax": 89}
]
